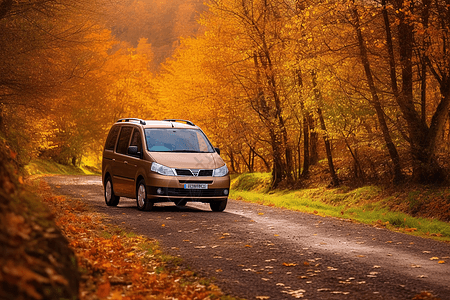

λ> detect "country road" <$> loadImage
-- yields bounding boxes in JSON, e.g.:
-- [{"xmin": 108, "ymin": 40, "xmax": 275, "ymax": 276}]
[{"xmin": 45, "ymin": 175, "xmax": 450, "ymax": 300}]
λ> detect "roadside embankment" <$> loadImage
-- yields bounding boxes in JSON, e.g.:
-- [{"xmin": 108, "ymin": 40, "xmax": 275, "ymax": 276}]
[
  {"xmin": 0, "ymin": 146, "xmax": 79, "ymax": 299},
  {"xmin": 230, "ymin": 173, "xmax": 450, "ymax": 242}
]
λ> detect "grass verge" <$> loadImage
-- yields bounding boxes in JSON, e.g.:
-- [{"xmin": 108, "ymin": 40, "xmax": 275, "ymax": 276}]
[
  {"xmin": 25, "ymin": 159, "xmax": 100, "ymax": 176},
  {"xmin": 34, "ymin": 178, "xmax": 239, "ymax": 300},
  {"xmin": 231, "ymin": 173, "xmax": 450, "ymax": 242}
]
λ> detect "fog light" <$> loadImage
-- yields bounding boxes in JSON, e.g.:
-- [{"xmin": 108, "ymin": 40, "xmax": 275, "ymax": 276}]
[
  {"xmin": 223, "ymin": 189, "xmax": 229, "ymax": 196},
  {"xmin": 156, "ymin": 188, "xmax": 163, "ymax": 195}
]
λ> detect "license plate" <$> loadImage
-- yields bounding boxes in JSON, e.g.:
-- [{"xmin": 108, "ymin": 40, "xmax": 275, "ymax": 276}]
[{"xmin": 184, "ymin": 183, "xmax": 208, "ymax": 189}]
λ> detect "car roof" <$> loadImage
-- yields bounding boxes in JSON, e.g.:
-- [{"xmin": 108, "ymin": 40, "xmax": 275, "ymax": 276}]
[{"xmin": 115, "ymin": 119, "xmax": 199, "ymax": 129}]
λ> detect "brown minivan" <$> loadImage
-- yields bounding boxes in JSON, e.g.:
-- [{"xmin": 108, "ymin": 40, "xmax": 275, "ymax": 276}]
[{"xmin": 102, "ymin": 118, "xmax": 230, "ymax": 211}]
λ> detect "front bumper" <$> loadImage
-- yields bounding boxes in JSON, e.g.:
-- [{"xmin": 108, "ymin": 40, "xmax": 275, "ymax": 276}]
[{"xmin": 146, "ymin": 173, "xmax": 230, "ymax": 203}]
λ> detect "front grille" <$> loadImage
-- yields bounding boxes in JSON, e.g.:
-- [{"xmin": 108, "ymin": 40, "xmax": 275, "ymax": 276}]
[
  {"xmin": 199, "ymin": 169, "xmax": 213, "ymax": 176},
  {"xmin": 167, "ymin": 188, "xmax": 225, "ymax": 197},
  {"xmin": 149, "ymin": 186, "xmax": 226, "ymax": 197},
  {"xmin": 178, "ymin": 180, "xmax": 213, "ymax": 184},
  {"xmin": 175, "ymin": 169, "xmax": 213, "ymax": 176},
  {"xmin": 175, "ymin": 169, "xmax": 192, "ymax": 176}
]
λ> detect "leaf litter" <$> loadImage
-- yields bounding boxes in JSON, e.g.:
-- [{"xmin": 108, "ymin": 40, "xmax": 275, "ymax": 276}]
[{"xmin": 38, "ymin": 180, "xmax": 235, "ymax": 300}]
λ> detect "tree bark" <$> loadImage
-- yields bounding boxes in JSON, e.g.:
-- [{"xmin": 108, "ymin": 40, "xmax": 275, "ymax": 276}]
[
  {"xmin": 384, "ymin": 0, "xmax": 450, "ymax": 182},
  {"xmin": 311, "ymin": 70, "xmax": 339, "ymax": 186},
  {"xmin": 352, "ymin": 3, "xmax": 404, "ymax": 183}
]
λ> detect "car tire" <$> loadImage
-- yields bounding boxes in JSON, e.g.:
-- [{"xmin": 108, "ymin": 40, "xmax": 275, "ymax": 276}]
[
  {"xmin": 105, "ymin": 177, "xmax": 120, "ymax": 206},
  {"xmin": 210, "ymin": 199, "xmax": 227, "ymax": 212},
  {"xmin": 136, "ymin": 179, "xmax": 153, "ymax": 211}
]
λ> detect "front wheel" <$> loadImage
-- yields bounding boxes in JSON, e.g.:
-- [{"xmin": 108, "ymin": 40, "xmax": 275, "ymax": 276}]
[
  {"xmin": 136, "ymin": 180, "xmax": 153, "ymax": 211},
  {"xmin": 105, "ymin": 177, "xmax": 120, "ymax": 206},
  {"xmin": 210, "ymin": 199, "xmax": 227, "ymax": 212}
]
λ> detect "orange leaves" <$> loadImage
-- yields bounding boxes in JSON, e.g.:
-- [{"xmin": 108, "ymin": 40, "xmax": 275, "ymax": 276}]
[
  {"xmin": 4, "ymin": 212, "xmax": 31, "ymax": 240},
  {"xmin": 96, "ymin": 280, "xmax": 111, "ymax": 298},
  {"xmin": 283, "ymin": 262, "xmax": 298, "ymax": 267},
  {"xmin": 40, "ymin": 183, "xmax": 224, "ymax": 300}
]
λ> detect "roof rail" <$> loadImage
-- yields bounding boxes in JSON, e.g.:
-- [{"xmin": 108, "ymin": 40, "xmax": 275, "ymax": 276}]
[
  {"xmin": 117, "ymin": 118, "xmax": 146, "ymax": 125},
  {"xmin": 163, "ymin": 119, "xmax": 195, "ymax": 126}
]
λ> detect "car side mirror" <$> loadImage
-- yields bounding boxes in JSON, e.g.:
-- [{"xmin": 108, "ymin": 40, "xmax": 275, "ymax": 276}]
[
  {"xmin": 215, "ymin": 147, "xmax": 220, "ymax": 155},
  {"xmin": 128, "ymin": 146, "xmax": 140, "ymax": 157}
]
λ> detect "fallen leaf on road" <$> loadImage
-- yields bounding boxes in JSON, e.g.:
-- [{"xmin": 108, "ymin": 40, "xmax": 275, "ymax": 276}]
[
  {"xmin": 258, "ymin": 213, "xmax": 264, "ymax": 215},
  {"xmin": 283, "ymin": 262, "xmax": 297, "ymax": 267},
  {"xmin": 97, "ymin": 280, "xmax": 110, "ymax": 298},
  {"xmin": 256, "ymin": 296, "xmax": 270, "ymax": 300},
  {"xmin": 430, "ymin": 257, "xmax": 439, "ymax": 260},
  {"xmin": 438, "ymin": 261, "xmax": 445, "ymax": 264}
]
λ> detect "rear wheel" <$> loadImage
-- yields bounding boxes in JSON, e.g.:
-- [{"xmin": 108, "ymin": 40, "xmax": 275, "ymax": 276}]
[
  {"xmin": 104, "ymin": 177, "xmax": 120, "ymax": 206},
  {"xmin": 210, "ymin": 199, "xmax": 227, "ymax": 212},
  {"xmin": 136, "ymin": 179, "xmax": 153, "ymax": 211}
]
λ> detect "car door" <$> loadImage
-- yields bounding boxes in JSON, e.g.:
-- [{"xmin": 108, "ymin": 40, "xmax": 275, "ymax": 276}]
[
  {"xmin": 121, "ymin": 128, "xmax": 143, "ymax": 197},
  {"xmin": 112, "ymin": 126, "xmax": 134, "ymax": 196}
]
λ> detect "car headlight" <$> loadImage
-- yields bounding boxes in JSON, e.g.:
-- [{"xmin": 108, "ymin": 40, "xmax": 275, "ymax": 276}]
[
  {"xmin": 213, "ymin": 164, "xmax": 229, "ymax": 177},
  {"xmin": 151, "ymin": 162, "xmax": 175, "ymax": 176}
]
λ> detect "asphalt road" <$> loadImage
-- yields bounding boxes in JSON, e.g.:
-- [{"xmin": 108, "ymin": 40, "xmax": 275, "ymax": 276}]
[{"xmin": 45, "ymin": 175, "xmax": 450, "ymax": 300}]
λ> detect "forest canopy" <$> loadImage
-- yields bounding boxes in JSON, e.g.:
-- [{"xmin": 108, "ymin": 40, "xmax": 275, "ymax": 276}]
[{"xmin": 1, "ymin": 0, "xmax": 450, "ymax": 187}]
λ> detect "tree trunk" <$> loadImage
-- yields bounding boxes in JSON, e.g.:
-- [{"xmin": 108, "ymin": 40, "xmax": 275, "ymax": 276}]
[
  {"xmin": 311, "ymin": 70, "xmax": 339, "ymax": 186},
  {"xmin": 384, "ymin": 0, "xmax": 449, "ymax": 182},
  {"xmin": 302, "ymin": 114, "xmax": 310, "ymax": 177},
  {"xmin": 352, "ymin": 3, "xmax": 404, "ymax": 183}
]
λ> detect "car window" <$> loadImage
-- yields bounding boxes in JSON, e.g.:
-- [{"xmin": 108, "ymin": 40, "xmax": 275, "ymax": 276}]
[
  {"xmin": 130, "ymin": 128, "xmax": 142, "ymax": 150},
  {"xmin": 145, "ymin": 128, "xmax": 214, "ymax": 153},
  {"xmin": 116, "ymin": 126, "xmax": 133, "ymax": 154},
  {"xmin": 105, "ymin": 126, "xmax": 120, "ymax": 151}
]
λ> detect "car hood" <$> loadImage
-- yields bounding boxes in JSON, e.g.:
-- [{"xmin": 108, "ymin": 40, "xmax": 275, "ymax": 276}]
[{"xmin": 148, "ymin": 152, "xmax": 224, "ymax": 170}]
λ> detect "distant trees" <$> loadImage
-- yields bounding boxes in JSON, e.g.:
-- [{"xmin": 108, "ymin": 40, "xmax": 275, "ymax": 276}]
[
  {"xmin": 1, "ymin": 0, "xmax": 449, "ymax": 186},
  {"xmin": 157, "ymin": 0, "xmax": 450, "ymax": 186},
  {"xmin": 0, "ymin": 0, "xmax": 157, "ymax": 166}
]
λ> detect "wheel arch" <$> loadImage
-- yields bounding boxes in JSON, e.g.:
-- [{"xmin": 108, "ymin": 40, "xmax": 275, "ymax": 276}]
[
  {"xmin": 136, "ymin": 175, "xmax": 145, "ymax": 196},
  {"xmin": 103, "ymin": 172, "xmax": 112, "ymax": 186}
]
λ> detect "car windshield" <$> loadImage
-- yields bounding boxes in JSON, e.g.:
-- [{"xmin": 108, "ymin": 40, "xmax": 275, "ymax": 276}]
[{"xmin": 145, "ymin": 128, "xmax": 214, "ymax": 153}]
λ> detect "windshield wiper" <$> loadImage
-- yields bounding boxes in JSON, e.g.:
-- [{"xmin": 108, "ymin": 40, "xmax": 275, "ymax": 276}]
[{"xmin": 172, "ymin": 150, "xmax": 209, "ymax": 153}]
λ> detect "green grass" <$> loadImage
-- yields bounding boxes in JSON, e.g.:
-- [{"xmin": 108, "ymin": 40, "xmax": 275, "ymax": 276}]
[
  {"xmin": 24, "ymin": 159, "xmax": 100, "ymax": 176},
  {"xmin": 230, "ymin": 173, "xmax": 450, "ymax": 242}
]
